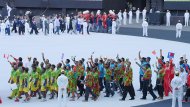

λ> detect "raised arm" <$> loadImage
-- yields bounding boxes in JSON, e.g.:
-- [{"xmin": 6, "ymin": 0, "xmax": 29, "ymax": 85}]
[
  {"xmin": 160, "ymin": 49, "xmax": 163, "ymax": 59},
  {"xmin": 138, "ymin": 51, "xmax": 142, "ymax": 61},
  {"xmin": 42, "ymin": 53, "xmax": 46, "ymax": 63},
  {"xmin": 135, "ymin": 62, "xmax": 145, "ymax": 71},
  {"xmin": 10, "ymin": 55, "xmax": 18, "ymax": 62}
]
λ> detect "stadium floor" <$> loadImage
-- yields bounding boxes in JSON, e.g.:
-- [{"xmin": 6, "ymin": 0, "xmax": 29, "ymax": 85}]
[{"xmin": 134, "ymin": 99, "xmax": 190, "ymax": 107}]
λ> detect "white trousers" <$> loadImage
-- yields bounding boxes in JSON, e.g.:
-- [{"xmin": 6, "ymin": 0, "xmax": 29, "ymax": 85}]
[
  {"xmin": 49, "ymin": 28, "xmax": 54, "ymax": 36},
  {"xmin": 112, "ymin": 27, "xmax": 116, "ymax": 34},
  {"xmin": 123, "ymin": 17, "xmax": 127, "ymax": 25},
  {"xmin": 185, "ymin": 18, "xmax": 189, "ymax": 26},
  {"xmin": 1, "ymin": 29, "xmax": 5, "ymax": 36},
  {"xmin": 142, "ymin": 15, "xmax": 146, "ymax": 21},
  {"xmin": 83, "ymin": 27, "xmax": 87, "ymax": 35},
  {"xmin": 172, "ymin": 91, "xmax": 182, "ymax": 107},
  {"xmin": 58, "ymin": 88, "xmax": 67, "ymax": 107},
  {"xmin": 166, "ymin": 18, "xmax": 170, "ymax": 26},
  {"xmin": 136, "ymin": 15, "xmax": 139, "ymax": 23},
  {"xmin": 25, "ymin": 28, "xmax": 30, "ymax": 35},
  {"xmin": 129, "ymin": 16, "xmax": 132, "ymax": 24},
  {"xmin": 176, "ymin": 29, "xmax": 182, "ymax": 38},
  {"xmin": 143, "ymin": 27, "xmax": 148, "ymax": 36}
]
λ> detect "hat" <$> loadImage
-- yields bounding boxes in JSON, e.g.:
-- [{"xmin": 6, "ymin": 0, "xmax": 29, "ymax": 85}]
[
  {"xmin": 175, "ymin": 70, "xmax": 180, "ymax": 76},
  {"xmin": 61, "ymin": 70, "xmax": 65, "ymax": 74}
]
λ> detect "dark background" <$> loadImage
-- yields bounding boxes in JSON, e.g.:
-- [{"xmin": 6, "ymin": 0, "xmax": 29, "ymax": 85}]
[{"xmin": 164, "ymin": 1, "xmax": 190, "ymax": 10}]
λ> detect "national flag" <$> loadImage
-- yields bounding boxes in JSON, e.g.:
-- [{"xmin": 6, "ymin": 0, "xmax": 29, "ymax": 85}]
[
  {"xmin": 0, "ymin": 97, "xmax": 2, "ymax": 104},
  {"xmin": 167, "ymin": 52, "xmax": 175, "ymax": 59},
  {"xmin": 152, "ymin": 50, "xmax": 156, "ymax": 55},
  {"xmin": 61, "ymin": 53, "xmax": 64, "ymax": 60},
  {"xmin": 3, "ymin": 54, "xmax": 9, "ymax": 59}
]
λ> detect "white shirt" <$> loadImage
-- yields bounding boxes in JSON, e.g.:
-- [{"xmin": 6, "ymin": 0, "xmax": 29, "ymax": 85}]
[
  {"xmin": 128, "ymin": 11, "xmax": 132, "ymax": 17},
  {"xmin": 176, "ymin": 23, "xmax": 182, "ymax": 30},
  {"xmin": 142, "ymin": 9, "xmax": 147, "ymax": 15},
  {"xmin": 180, "ymin": 71, "xmax": 187, "ymax": 85},
  {"xmin": 184, "ymin": 12, "xmax": 190, "ymax": 19},
  {"xmin": 166, "ymin": 12, "xmax": 171, "ymax": 18},
  {"xmin": 171, "ymin": 76, "xmax": 183, "ymax": 90},
  {"xmin": 54, "ymin": 18, "xmax": 60, "ymax": 27},
  {"xmin": 5, "ymin": 20, "xmax": 10, "ymax": 28},
  {"xmin": 49, "ymin": 22, "xmax": 53, "ymax": 29},
  {"xmin": 118, "ymin": 12, "xmax": 122, "ymax": 20},
  {"xmin": 66, "ymin": 16, "xmax": 70, "ymax": 24},
  {"xmin": 142, "ymin": 21, "xmax": 148, "ymax": 27},
  {"xmin": 112, "ymin": 21, "xmax": 116, "ymax": 27},
  {"xmin": 25, "ymin": 61, "xmax": 32, "ymax": 73},
  {"xmin": 123, "ymin": 11, "xmax": 127, "ymax": 18},
  {"xmin": 57, "ymin": 74, "xmax": 68, "ymax": 89},
  {"xmin": 78, "ymin": 18, "xmax": 84, "ymax": 25},
  {"xmin": 136, "ymin": 10, "xmax": 140, "ymax": 16}
]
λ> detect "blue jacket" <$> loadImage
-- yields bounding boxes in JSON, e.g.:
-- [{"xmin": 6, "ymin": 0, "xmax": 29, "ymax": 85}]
[{"xmin": 98, "ymin": 63, "xmax": 105, "ymax": 78}]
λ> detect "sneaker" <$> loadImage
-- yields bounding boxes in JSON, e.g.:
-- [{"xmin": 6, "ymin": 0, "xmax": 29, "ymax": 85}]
[
  {"xmin": 41, "ymin": 98, "xmax": 47, "ymax": 102},
  {"xmin": 82, "ymin": 100, "xmax": 88, "ymax": 102},
  {"xmin": 137, "ymin": 89, "xmax": 142, "ymax": 91},
  {"xmin": 129, "ymin": 98, "xmax": 135, "ymax": 100},
  {"xmin": 104, "ymin": 95, "xmax": 109, "ymax": 97},
  {"xmin": 140, "ymin": 97, "xmax": 146, "ymax": 100},
  {"xmin": 111, "ymin": 93, "xmax": 115, "ymax": 97},
  {"xmin": 153, "ymin": 97, "xmax": 157, "ymax": 101},
  {"xmin": 38, "ymin": 96, "xmax": 42, "ymax": 99},
  {"xmin": 8, "ymin": 96, "xmax": 12, "ymax": 99},
  {"xmin": 93, "ymin": 97, "xmax": 98, "ymax": 101},
  {"xmin": 15, "ymin": 98, "xmax": 19, "ymax": 102},
  {"xmin": 49, "ymin": 96, "xmax": 54, "ymax": 100},
  {"xmin": 119, "ymin": 99, "xmax": 125, "ymax": 101},
  {"xmin": 70, "ymin": 98, "xmax": 75, "ymax": 101}
]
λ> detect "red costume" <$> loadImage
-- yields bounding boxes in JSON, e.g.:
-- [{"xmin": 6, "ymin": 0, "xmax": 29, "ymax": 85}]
[
  {"xmin": 102, "ymin": 14, "xmax": 108, "ymax": 29},
  {"xmin": 96, "ymin": 14, "xmax": 101, "ymax": 24},
  {"xmin": 187, "ymin": 73, "xmax": 190, "ymax": 88},
  {"xmin": 158, "ymin": 59, "xmax": 174, "ymax": 96}
]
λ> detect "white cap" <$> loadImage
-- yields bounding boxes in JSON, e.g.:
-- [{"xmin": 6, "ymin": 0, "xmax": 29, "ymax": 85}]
[{"xmin": 175, "ymin": 70, "xmax": 180, "ymax": 75}]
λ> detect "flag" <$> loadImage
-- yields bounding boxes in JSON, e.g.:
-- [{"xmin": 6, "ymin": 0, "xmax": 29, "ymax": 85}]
[
  {"xmin": 0, "ymin": 97, "xmax": 2, "ymax": 104},
  {"xmin": 167, "ymin": 52, "xmax": 175, "ymax": 59},
  {"xmin": 3, "ymin": 54, "xmax": 9, "ymax": 59},
  {"xmin": 152, "ymin": 50, "xmax": 156, "ymax": 55},
  {"xmin": 61, "ymin": 53, "xmax": 64, "ymax": 60}
]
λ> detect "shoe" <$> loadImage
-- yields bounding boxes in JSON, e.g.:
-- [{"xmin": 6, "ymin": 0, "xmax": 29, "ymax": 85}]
[
  {"xmin": 137, "ymin": 89, "xmax": 142, "ymax": 91},
  {"xmin": 70, "ymin": 98, "xmax": 75, "ymax": 101},
  {"xmin": 104, "ymin": 95, "xmax": 109, "ymax": 97},
  {"xmin": 82, "ymin": 100, "xmax": 88, "ymax": 102},
  {"xmin": 15, "ymin": 98, "xmax": 19, "ymax": 102},
  {"xmin": 49, "ymin": 96, "xmax": 54, "ymax": 99},
  {"xmin": 119, "ymin": 99, "xmax": 125, "ymax": 101},
  {"xmin": 38, "ymin": 96, "xmax": 42, "ymax": 99},
  {"xmin": 41, "ymin": 98, "xmax": 47, "ymax": 102},
  {"xmin": 153, "ymin": 97, "xmax": 157, "ymax": 101},
  {"xmin": 8, "ymin": 96, "xmax": 12, "ymax": 99},
  {"xmin": 93, "ymin": 97, "xmax": 98, "ymax": 101},
  {"xmin": 111, "ymin": 92, "xmax": 115, "ymax": 97},
  {"xmin": 129, "ymin": 98, "xmax": 135, "ymax": 100},
  {"xmin": 140, "ymin": 97, "xmax": 146, "ymax": 100}
]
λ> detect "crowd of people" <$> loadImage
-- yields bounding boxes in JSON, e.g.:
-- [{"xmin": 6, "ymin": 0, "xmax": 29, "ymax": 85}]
[
  {"xmin": 6, "ymin": 50, "xmax": 190, "ymax": 107},
  {"xmin": 0, "ymin": 10, "xmax": 120, "ymax": 36},
  {"xmin": 0, "ymin": 8, "xmax": 189, "ymax": 38}
]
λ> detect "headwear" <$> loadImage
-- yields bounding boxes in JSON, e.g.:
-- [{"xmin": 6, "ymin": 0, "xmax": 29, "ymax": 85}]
[
  {"xmin": 175, "ymin": 70, "xmax": 179, "ymax": 76},
  {"xmin": 61, "ymin": 70, "xmax": 65, "ymax": 74}
]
